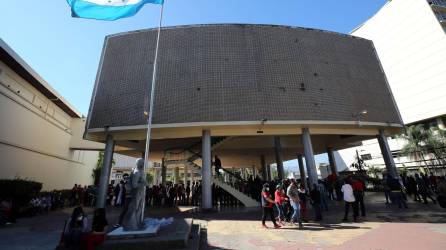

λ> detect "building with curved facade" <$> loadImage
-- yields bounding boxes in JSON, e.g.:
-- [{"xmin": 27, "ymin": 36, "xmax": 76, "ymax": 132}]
[
  {"xmin": 85, "ymin": 24, "xmax": 403, "ymax": 208},
  {"xmin": 338, "ymin": 0, "xmax": 446, "ymax": 174}
]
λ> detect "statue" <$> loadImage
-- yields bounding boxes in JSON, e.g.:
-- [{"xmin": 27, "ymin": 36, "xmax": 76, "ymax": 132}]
[{"xmin": 122, "ymin": 158, "xmax": 147, "ymax": 231}]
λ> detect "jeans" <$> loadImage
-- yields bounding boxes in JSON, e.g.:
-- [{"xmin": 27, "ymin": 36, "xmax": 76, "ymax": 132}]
[
  {"xmin": 391, "ymin": 191, "xmax": 408, "ymax": 208},
  {"xmin": 275, "ymin": 204, "xmax": 284, "ymax": 220},
  {"xmin": 343, "ymin": 201, "xmax": 358, "ymax": 221},
  {"xmin": 320, "ymin": 194, "xmax": 328, "ymax": 210},
  {"xmin": 290, "ymin": 200, "xmax": 301, "ymax": 223},
  {"xmin": 262, "ymin": 206, "xmax": 277, "ymax": 226},
  {"xmin": 312, "ymin": 203, "xmax": 322, "ymax": 221},
  {"xmin": 354, "ymin": 191, "xmax": 366, "ymax": 216}
]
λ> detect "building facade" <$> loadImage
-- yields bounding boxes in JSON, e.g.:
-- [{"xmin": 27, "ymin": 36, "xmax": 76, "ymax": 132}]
[
  {"xmin": 338, "ymin": 0, "xmax": 446, "ymax": 174},
  {"xmin": 0, "ymin": 39, "xmax": 103, "ymax": 190},
  {"xmin": 85, "ymin": 24, "xmax": 403, "ymax": 208}
]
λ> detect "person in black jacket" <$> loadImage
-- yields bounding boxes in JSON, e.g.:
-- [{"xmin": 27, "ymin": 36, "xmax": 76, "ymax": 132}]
[
  {"xmin": 310, "ymin": 184, "xmax": 322, "ymax": 221},
  {"xmin": 214, "ymin": 156, "xmax": 222, "ymax": 176}
]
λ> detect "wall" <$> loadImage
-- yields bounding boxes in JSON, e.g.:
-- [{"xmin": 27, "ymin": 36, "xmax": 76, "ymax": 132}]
[
  {"xmin": 0, "ymin": 60, "xmax": 99, "ymax": 190},
  {"xmin": 88, "ymin": 24, "xmax": 401, "ymax": 129},
  {"xmin": 352, "ymin": 0, "xmax": 446, "ymax": 124}
]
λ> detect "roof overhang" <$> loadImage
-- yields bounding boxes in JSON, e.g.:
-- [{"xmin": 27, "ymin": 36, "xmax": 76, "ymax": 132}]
[{"xmin": 0, "ymin": 38, "xmax": 81, "ymax": 118}]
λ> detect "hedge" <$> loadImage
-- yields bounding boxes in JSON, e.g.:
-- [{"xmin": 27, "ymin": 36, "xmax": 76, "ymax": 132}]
[{"xmin": 0, "ymin": 179, "xmax": 42, "ymax": 206}]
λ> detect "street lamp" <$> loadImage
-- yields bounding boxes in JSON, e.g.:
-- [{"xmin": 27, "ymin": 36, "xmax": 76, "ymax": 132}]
[{"xmin": 353, "ymin": 110, "xmax": 368, "ymax": 126}]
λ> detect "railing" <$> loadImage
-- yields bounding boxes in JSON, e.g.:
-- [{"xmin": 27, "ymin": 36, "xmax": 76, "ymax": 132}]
[
  {"xmin": 429, "ymin": 0, "xmax": 446, "ymax": 7},
  {"xmin": 436, "ymin": 12, "xmax": 446, "ymax": 21}
]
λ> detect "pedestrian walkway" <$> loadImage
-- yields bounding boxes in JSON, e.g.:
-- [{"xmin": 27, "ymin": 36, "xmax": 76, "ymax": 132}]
[
  {"xmin": 0, "ymin": 193, "xmax": 445, "ymax": 250},
  {"xmin": 197, "ymin": 192, "xmax": 446, "ymax": 250}
]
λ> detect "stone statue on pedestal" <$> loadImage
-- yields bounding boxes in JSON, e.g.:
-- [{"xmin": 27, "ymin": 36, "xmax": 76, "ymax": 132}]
[{"xmin": 122, "ymin": 158, "xmax": 147, "ymax": 231}]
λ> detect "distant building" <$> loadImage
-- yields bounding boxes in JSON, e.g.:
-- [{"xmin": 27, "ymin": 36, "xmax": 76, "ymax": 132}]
[
  {"xmin": 0, "ymin": 39, "xmax": 103, "ymax": 190},
  {"xmin": 338, "ymin": 0, "xmax": 446, "ymax": 174}
]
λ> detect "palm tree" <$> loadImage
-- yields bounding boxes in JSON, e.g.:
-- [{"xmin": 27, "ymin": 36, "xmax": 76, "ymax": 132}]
[
  {"xmin": 425, "ymin": 128, "xmax": 446, "ymax": 168},
  {"xmin": 399, "ymin": 124, "xmax": 431, "ymax": 171}
]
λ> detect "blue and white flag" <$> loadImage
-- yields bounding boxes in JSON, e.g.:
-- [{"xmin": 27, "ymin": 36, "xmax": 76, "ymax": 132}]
[{"xmin": 67, "ymin": 0, "xmax": 164, "ymax": 21}]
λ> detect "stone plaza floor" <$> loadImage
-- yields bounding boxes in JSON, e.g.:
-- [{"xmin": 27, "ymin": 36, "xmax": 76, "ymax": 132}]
[{"xmin": 0, "ymin": 192, "xmax": 445, "ymax": 250}]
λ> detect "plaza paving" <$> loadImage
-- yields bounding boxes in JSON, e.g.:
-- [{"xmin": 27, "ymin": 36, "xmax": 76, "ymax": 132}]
[{"xmin": 0, "ymin": 193, "xmax": 445, "ymax": 250}]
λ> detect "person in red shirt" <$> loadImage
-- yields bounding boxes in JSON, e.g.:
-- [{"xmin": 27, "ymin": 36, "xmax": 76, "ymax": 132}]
[
  {"xmin": 351, "ymin": 177, "xmax": 366, "ymax": 217},
  {"xmin": 274, "ymin": 185, "xmax": 288, "ymax": 225},
  {"xmin": 261, "ymin": 183, "xmax": 280, "ymax": 229}
]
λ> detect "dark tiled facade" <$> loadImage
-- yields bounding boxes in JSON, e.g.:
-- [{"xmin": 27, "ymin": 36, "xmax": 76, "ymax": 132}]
[{"xmin": 87, "ymin": 24, "xmax": 401, "ymax": 129}]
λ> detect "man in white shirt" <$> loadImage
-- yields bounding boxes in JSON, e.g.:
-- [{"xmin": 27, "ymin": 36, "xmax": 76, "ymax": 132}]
[{"xmin": 341, "ymin": 179, "xmax": 358, "ymax": 222}]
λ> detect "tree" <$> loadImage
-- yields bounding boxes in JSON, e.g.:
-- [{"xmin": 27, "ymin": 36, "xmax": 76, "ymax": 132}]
[
  {"xmin": 399, "ymin": 125, "xmax": 446, "ymax": 173},
  {"xmin": 400, "ymin": 124, "xmax": 430, "ymax": 170},
  {"xmin": 366, "ymin": 165, "xmax": 381, "ymax": 178},
  {"xmin": 425, "ymin": 128, "xmax": 446, "ymax": 169},
  {"xmin": 92, "ymin": 151, "xmax": 115, "ymax": 186},
  {"xmin": 146, "ymin": 172, "xmax": 154, "ymax": 184}
]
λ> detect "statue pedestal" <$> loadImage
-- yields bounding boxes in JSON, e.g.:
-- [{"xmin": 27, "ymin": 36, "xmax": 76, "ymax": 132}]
[
  {"xmin": 108, "ymin": 223, "xmax": 160, "ymax": 239},
  {"xmin": 100, "ymin": 218, "xmax": 197, "ymax": 250}
]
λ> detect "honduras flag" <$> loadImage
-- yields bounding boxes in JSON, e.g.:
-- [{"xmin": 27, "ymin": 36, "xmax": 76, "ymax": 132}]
[{"xmin": 67, "ymin": 0, "xmax": 164, "ymax": 21}]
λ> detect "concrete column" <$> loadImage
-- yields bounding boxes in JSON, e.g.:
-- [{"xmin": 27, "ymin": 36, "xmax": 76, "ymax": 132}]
[
  {"xmin": 161, "ymin": 158, "xmax": 166, "ymax": 186},
  {"xmin": 174, "ymin": 167, "xmax": 180, "ymax": 184},
  {"xmin": 266, "ymin": 164, "xmax": 272, "ymax": 181},
  {"xmin": 302, "ymin": 128, "xmax": 318, "ymax": 188},
  {"xmin": 260, "ymin": 155, "xmax": 267, "ymax": 181},
  {"xmin": 297, "ymin": 155, "xmax": 307, "ymax": 189},
  {"xmin": 96, "ymin": 134, "xmax": 115, "ymax": 208},
  {"xmin": 189, "ymin": 166, "xmax": 194, "ymax": 186},
  {"xmin": 377, "ymin": 129, "xmax": 398, "ymax": 178},
  {"xmin": 274, "ymin": 136, "xmax": 285, "ymax": 180},
  {"xmin": 153, "ymin": 167, "xmax": 158, "ymax": 185},
  {"xmin": 183, "ymin": 166, "xmax": 188, "ymax": 185},
  {"xmin": 252, "ymin": 166, "xmax": 256, "ymax": 179},
  {"xmin": 327, "ymin": 147, "xmax": 338, "ymax": 176},
  {"xmin": 201, "ymin": 129, "xmax": 212, "ymax": 209}
]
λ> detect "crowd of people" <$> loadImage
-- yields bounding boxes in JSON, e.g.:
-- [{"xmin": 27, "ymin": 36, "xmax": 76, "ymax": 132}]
[
  {"xmin": 59, "ymin": 206, "xmax": 108, "ymax": 250},
  {"xmin": 107, "ymin": 174, "xmax": 247, "ymax": 209},
  {"xmin": 384, "ymin": 172, "xmax": 446, "ymax": 208},
  {"xmin": 259, "ymin": 175, "xmax": 367, "ymax": 228},
  {"xmin": 258, "ymin": 171, "xmax": 446, "ymax": 229}
]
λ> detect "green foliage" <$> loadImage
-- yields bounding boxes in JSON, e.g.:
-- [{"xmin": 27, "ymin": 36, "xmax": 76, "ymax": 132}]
[
  {"xmin": 146, "ymin": 172, "xmax": 154, "ymax": 184},
  {"xmin": 399, "ymin": 124, "xmax": 427, "ymax": 163},
  {"xmin": 399, "ymin": 125, "xmax": 446, "ymax": 171},
  {"xmin": 92, "ymin": 151, "xmax": 115, "ymax": 185},
  {"xmin": 366, "ymin": 165, "xmax": 382, "ymax": 178},
  {"xmin": 0, "ymin": 179, "xmax": 42, "ymax": 206}
]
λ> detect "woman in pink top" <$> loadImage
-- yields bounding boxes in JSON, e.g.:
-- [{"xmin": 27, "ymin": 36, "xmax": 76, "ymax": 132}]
[{"xmin": 274, "ymin": 185, "xmax": 288, "ymax": 225}]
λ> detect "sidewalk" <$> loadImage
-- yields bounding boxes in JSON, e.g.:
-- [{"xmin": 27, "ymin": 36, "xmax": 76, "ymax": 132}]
[
  {"xmin": 0, "ymin": 193, "xmax": 445, "ymax": 250},
  {"xmin": 198, "ymin": 192, "xmax": 446, "ymax": 250}
]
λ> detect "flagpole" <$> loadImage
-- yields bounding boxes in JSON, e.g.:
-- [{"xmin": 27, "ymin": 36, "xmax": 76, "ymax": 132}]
[
  {"xmin": 143, "ymin": 3, "xmax": 164, "ymax": 170},
  {"xmin": 141, "ymin": 2, "xmax": 164, "ymax": 221}
]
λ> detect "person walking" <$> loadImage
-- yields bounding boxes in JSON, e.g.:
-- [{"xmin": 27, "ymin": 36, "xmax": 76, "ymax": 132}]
[
  {"xmin": 382, "ymin": 174, "xmax": 391, "ymax": 204},
  {"xmin": 352, "ymin": 177, "xmax": 366, "ymax": 217},
  {"xmin": 407, "ymin": 176, "xmax": 420, "ymax": 202},
  {"xmin": 261, "ymin": 183, "xmax": 280, "ymax": 229},
  {"xmin": 286, "ymin": 180, "xmax": 303, "ymax": 229},
  {"xmin": 388, "ymin": 175, "xmax": 408, "ymax": 209},
  {"xmin": 318, "ymin": 180, "xmax": 329, "ymax": 211},
  {"xmin": 416, "ymin": 173, "xmax": 437, "ymax": 204},
  {"xmin": 214, "ymin": 155, "xmax": 222, "ymax": 176},
  {"xmin": 310, "ymin": 184, "xmax": 322, "ymax": 221},
  {"xmin": 437, "ymin": 177, "xmax": 446, "ymax": 208},
  {"xmin": 298, "ymin": 184, "xmax": 309, "ymax": 222},
  {"xmin": 274, "ymin": 185, "xmax": 287, "ymax": 225},
  {"xmin": 114, "ymin": 174, "xmax": 131, "ymax": 228},
  {"xmin": 341, "ymin": 179, "xmax": 358, "ymax": 222}
]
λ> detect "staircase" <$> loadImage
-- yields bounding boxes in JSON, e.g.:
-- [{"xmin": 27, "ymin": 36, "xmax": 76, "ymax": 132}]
[
  {"xmin": 213, "ymin": 178, "xmax": 260, "ymax": 207},
  {"xmin": 163, "ymin": 136, "xmax": 260, "ymax": 207}
]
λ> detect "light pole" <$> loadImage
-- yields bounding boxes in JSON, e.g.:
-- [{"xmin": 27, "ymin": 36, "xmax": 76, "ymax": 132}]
[{"xmin": 353, "ymin": 110, "xmax": 368, "ymax": 126}]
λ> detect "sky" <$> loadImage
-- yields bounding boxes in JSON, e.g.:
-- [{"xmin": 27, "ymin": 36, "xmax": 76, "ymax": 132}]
[{"xmin": 0, "ymin": 0, "xmax": 388, "ymax": 170}]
